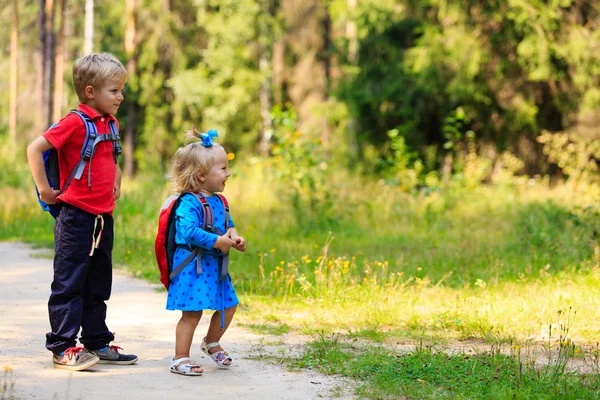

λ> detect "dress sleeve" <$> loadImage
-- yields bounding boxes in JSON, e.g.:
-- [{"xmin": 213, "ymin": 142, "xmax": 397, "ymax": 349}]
[{"xmin": 175, "ymin": 194, "xmax": 219, "ymax": 250}]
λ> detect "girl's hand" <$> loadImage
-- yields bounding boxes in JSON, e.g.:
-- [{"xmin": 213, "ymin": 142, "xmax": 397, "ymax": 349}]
[
  {"xmin": 214, "ymin": 229, "xmax": 235, "ymax": 253},
  {"xmin": 232, "ymin": 236, "xmax": 247, "ymax": 252}
]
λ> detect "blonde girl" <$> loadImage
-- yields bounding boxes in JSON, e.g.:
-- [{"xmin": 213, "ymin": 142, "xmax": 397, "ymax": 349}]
[{"xmin": 166, "ymin": 129, "xmax": 247, "ymax": 376}]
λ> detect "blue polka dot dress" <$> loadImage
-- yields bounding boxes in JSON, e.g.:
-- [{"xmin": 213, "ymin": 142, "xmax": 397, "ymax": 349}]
[{"xmin": 166, "ymin": 193, "xmax": 239, "ymax": 312}]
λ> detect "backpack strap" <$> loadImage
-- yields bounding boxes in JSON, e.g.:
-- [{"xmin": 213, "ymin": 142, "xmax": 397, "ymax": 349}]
[
  {"xmin": 194, "ymin": 193, "xmax": 215, "ymax": 232},
  {"xmin": 108, "ymin": 119, "xmax": 123, "ymax": 162},
  {"xmin": 213, "ymin": 194, "xmax": 230, "ymax": 281},
  {"xmin": 169, "ymin": 247, "xmax": 199, "ymax": 281},
  {"xmin": 216, "ymin": 193, "xmax": 230, "ymax": 230},
  {"xmin": 170, "ymin": 193, "xmax": 231, "ymax": 282},
  {"xmin": 60, "ymin": 110, "xmax": 97, "ymax": 193},
  {"xmin": 63, "ymin": 110, "xmax": 122, "ymax": 190}
]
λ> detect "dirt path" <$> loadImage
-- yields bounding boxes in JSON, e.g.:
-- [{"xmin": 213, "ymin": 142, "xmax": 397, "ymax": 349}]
[{"xmin": 0, "ymin": 242, "xmax": 353, "ymax": 400}]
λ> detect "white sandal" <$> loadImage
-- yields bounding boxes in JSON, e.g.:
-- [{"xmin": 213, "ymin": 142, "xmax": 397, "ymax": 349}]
[
  {"xmin": 170, "ymin": 357, "xmax": 204, "ymax": 376},
  {"xmin": 201, "ymin": 338, "xmax": 232, "ymax": 368}
]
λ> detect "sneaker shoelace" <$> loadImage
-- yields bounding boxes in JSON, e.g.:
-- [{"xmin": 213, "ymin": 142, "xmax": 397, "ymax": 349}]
[
  {"xmin": 63, "ymin": 347, "xmax": 85, "ymax": 357},
  {"xmin": 107, "ymin": 345, "xmax": 123, "ymax": 352}
]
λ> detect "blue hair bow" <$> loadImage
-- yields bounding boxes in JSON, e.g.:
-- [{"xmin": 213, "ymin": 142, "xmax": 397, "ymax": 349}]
[{"xmin": 200, "ymin": 129, "xmax": 218, "ymax": 147}]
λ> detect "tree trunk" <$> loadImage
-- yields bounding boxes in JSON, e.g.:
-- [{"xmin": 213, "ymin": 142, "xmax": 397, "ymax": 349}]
[
  {"xmin": 37, "ymin": 0, "xmax": 47, "ymax": 132},
  {"xmin": 322, "ymin": 4, "xmax": 331, "ymax": 94},
  {"xmin": 53, "ymin": 0, "xmax": 67, "ymax": 122},
  {"xmin": 272, "ymin": 40, "xmax": 285, "ymax": 105},
  {"xmin": 346, "ymin": 0, "xmax": 358, "ymax": 64},
  {"xmin": 124, "ymin": 0, "xmax": 136, "ymax": 178},
  {"xmin": 43, "ymin": 0, "xmax": 55, "ymax": 128},
  {"xmin": 84, "ymin": 0, "xmax": 94, "ymax": 55},
  {"xmin": 9, "ymin": 0, "xmax": 19, "ymax": 144},
  {"xmin": 345, "ymin": 0, "xmax": 359, "ymax": 160},
  {"xmin": 258, "ymin": 46, "xmax": 273, "ymax": 157},
  {"xmin": 257, "ymin": 0, "xmax": 277, "ymax": 157},
  {"xmin": 320, "ymin": 3, "xmax": 332, "ymax": 147}
]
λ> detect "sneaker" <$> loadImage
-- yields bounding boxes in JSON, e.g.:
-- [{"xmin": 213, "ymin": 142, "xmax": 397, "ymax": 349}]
[
  {"xmin": 90, "ymin": 345, "xmax": 138, "ymax": 365},
  {"xmin": 53, "ymin": 347, "xmax": 99, "ymax": 371}
]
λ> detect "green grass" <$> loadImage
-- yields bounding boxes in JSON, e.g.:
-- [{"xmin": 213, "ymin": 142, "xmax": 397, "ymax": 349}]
[
  {"xmin": 3, "ymin": 163, "xmax": 600, "ymax": 399},
  {"xmin": 291, "ymin": 335, "xmax": 600, "ymax": 399}
]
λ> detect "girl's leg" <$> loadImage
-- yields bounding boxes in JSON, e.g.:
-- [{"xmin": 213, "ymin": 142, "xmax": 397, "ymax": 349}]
[
  {"xmin": 175, "ymin": 310, "xmax": 204, "ymax": 373},
  {"xmin": 205, "ymin": 305, "xmax": 237, "ymax": 354}
]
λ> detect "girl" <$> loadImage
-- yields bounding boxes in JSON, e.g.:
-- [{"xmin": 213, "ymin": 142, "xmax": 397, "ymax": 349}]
[{"xmin": 166, "ymin": 129, "xmax": 247, "ymax": 376}]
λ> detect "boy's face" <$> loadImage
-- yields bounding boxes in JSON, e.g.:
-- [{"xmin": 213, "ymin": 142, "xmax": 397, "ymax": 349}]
[
  {"xmin": 85, "ymin": 79, "xmax": 125, "ymax": 115},
  {"xmin": 200, "ymin": 147, "xmax": 230, "ymax": 195}
]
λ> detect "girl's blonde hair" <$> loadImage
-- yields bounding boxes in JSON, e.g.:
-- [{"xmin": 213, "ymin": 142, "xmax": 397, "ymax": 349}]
[{"xmin": 169, "ymin": 128, "xmax": 223, "ymax": 193}]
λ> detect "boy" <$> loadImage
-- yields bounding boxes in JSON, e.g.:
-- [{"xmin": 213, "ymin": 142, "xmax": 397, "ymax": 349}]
[{"xmin": 27, "ymin": 53, "xmax": 137, "ymax": 371}]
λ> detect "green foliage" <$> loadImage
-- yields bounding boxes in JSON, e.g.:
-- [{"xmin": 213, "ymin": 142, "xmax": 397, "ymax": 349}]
[
  {"xmin": 538, "ymin": 130, "xmax": 600, "ymax": 183},
  {"xmin": 292, "ymin": 336, "xmax": 600, "ymax": 399},
  {"xmin": 168, "ymin": 0, "xmax": 265, "ymax": 154},
  {"xmin": 335, "ymin": 0, "xmax": 600, "ymax": 179},
  {"xmin": 265, "ymin": 104, "xmax": 337, "ymax": 228},
  {"xmin": 0, "ymin": 137, "xmax": 30, "ymax": 189}
]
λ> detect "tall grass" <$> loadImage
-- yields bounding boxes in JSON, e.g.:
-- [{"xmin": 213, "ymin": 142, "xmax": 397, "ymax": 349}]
[{"xmin": 1, "ymin": 163, "xmax": 600, "ymax": 345}]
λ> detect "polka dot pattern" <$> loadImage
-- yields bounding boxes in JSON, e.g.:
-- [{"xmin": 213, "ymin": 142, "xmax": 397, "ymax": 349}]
[{"xmin": 166, "ymin": 194, "xmax": 239, "ymax": 311}]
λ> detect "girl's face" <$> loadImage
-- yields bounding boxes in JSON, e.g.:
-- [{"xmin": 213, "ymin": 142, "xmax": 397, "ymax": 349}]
[{"xmin": 199, "ymin": 147, "xmax": 230, "ymax": 195}]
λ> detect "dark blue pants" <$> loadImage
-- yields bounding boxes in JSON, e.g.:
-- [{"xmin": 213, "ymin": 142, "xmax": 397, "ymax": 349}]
[{"xmin": 46, "ymin": 204, "xmax": 115, "ymax": 354}]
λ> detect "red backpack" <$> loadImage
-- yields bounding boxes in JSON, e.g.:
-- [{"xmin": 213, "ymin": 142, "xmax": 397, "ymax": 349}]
[{"xmin": 155, "ymin": 192, "xmax": 229, "ymax": 289}]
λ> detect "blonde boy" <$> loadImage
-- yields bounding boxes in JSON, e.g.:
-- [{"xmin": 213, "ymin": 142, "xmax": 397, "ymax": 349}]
[{"xmin": 27, "ymin": 53, "xmax": 137, "ymax": 371}]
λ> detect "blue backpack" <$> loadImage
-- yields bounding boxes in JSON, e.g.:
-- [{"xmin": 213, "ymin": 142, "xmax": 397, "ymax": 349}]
[{"xmin": 37, "ymin": 110, "xmax": 122, "ymax": 218}]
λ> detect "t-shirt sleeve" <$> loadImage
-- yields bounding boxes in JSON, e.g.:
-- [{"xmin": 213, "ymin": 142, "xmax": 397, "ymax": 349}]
[
  {"xmin": 176, "ymin": 194, "xmax": 219, "ymax": 250},
  {"xmin": 42, "ymin": 114, "xmax": 81, "ymax": 151}
]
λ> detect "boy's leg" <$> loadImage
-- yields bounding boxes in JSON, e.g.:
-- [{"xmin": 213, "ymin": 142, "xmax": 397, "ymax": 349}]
[
  {"xmin": 80, "ymin": 214, "xmax": 137, "ymax": 365},
  {"xmin": 80, "ymin": 213, "xmax": 114, "ymax": 350},
  {"xmin": 46, "ymin": 205, "xmax": 95, "ymax": 355}
]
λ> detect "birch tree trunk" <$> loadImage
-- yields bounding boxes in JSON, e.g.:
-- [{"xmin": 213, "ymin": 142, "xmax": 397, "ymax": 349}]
[
  {"xmin": 258, "ymin": 0, "xmax": 275, "ymax": 157},
  {"xmin": 124, "ymin": 0, "xmax": 136, "ymax": 178},
  {"xmin": 258, "ymin": 47, "xmax": 273, "ymax": 157},
  {"xmin": 84, "ymin": 0, "xmax": 94, "ymax": 55},
  {"xmin": 9, "ymin": 0, "xmax": 19, "ymax": 144},
  {"xmin": 53, "ymin": 0, "xmax": 67, "ymax": 122}
]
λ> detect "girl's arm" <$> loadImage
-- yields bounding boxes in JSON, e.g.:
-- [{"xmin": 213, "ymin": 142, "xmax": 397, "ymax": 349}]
[{"xmin": 177, "ymin": 195, "xmax": 235, "ymax": 252}]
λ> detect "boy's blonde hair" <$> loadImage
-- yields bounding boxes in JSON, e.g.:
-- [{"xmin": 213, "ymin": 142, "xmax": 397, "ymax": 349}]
[
  {"xmin": 169, "ymin": 128, "xmax": 224, "ymax": 193},
  {"xmin": 73, "ymin": 53, "xmax": 128, "ymax": 102}
]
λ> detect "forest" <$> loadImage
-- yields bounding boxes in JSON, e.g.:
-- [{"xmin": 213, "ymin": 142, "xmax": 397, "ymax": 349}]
[
  {"xmin": 2, "ymin": 1, "xmax": 600, "ymax": 399},
  {"xmin": 1, "ymin": 0, "xmax": 598, "ymax": 184}
]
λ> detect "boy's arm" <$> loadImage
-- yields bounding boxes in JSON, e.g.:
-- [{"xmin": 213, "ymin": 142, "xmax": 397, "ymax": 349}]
[
  {"xmin": 27, "ymin": 137, "xmax": 60, "ymax": 204},
  {"xmin": 114, "ymin": 165, "xmax": 122, "ymax": 200}
]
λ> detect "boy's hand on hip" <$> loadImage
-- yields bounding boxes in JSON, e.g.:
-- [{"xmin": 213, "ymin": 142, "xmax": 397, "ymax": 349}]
[
  {"xmin": 40, "ymin": 188, "xmax": 61, "ymax": 204},
  {"xmin": 114, "ymin": 185, "xmax": 121, "ymax": 200}
]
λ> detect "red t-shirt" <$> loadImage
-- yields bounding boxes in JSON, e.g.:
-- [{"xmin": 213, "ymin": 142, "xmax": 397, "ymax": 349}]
[{"xmin": 43, "ymin": 104, "xmax": 119, "ymax": 215}]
